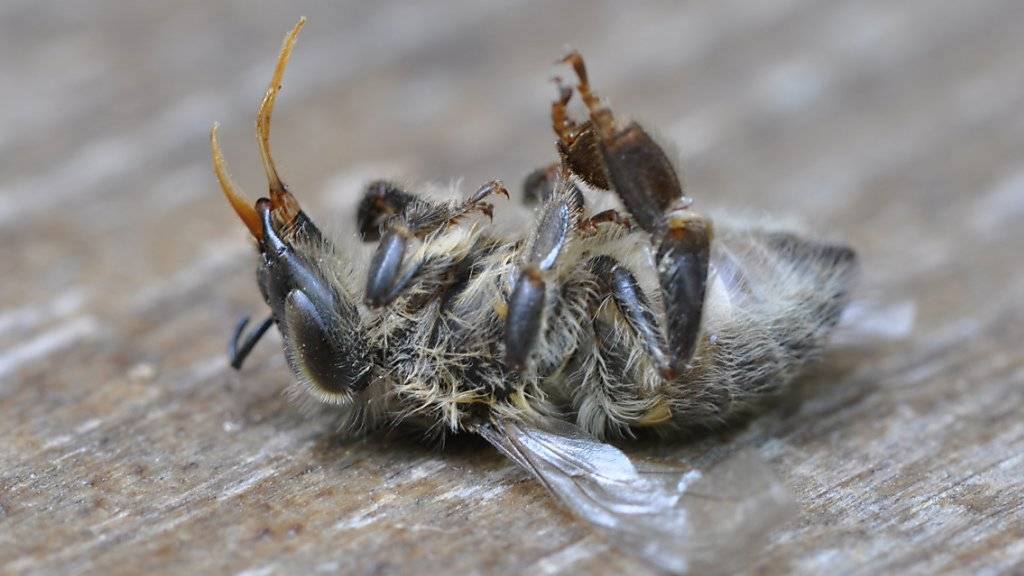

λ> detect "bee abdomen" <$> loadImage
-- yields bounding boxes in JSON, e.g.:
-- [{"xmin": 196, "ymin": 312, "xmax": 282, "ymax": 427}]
[{"xmin": 657, "ymin": 229, "xmax": 858, "ymax": 428}]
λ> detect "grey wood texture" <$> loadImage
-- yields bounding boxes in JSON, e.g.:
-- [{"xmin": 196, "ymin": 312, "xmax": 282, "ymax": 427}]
[{"xmin": 2, "ymin": 1, "xmax": 1023, "ymax": 574}]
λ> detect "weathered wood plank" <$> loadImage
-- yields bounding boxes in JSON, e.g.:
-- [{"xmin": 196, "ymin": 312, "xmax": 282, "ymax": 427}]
[{"xmin": 2, "ymin": 1, "xmax": 1023, "ymax": 574}]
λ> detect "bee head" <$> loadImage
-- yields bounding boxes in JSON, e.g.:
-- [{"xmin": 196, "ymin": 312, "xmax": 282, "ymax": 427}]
[{"xmin": 210, "ymin": 18, "xmax": 373, "ymax": 403}]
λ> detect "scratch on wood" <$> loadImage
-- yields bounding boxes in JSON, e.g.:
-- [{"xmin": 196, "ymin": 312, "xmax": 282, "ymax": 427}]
[
  {"xmin": 0, "ymin": 288, "xmax": 89, "ymax": 336},
  {"xmin": 0, "ymin": 316, "xmax": 99, "ymax": 382},
  {"xmin": 531, "ymin": 537, "xmax": 609, "ymax": 575},
  {"xmin": 129, "ymin": 240, "xmax": 249, "ymax": 310},
  {"xmin": 972, "ymin": 167, "xmax": 1024, "ymax": 230},
  {"xmin": 218, "ymin": 466, "xmax": 279, "ymax": 501},
  {"xmin": 333, "ymin": 497, "xmax": 393, "ymax": 531},
  {"xmin": 41, "ymin": 418, "xmax": 104, "ymax": 451},
  {"xmin": 4, "ymin": 1, "xmax": 1024, "ymax": 574},
  {"xmin": 234, "ymin": 566, "xmax": 275, "ymax": 576}
]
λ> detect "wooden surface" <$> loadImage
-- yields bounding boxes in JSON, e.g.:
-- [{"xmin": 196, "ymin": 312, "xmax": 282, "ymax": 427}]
[{"xmin": 3, "ymin": 1, "xmax": 1024, "ymax": 574}]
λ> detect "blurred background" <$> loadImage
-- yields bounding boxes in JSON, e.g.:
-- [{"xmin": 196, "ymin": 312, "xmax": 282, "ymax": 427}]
[{"xmin": 3, "ymin": 1, "xmax": 1024, "ymax": 574}]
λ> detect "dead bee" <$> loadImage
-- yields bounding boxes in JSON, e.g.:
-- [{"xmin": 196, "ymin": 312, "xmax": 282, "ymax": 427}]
[{"xmin": 210, "ymin": 18, "xmax": 856, "ymax": 573}]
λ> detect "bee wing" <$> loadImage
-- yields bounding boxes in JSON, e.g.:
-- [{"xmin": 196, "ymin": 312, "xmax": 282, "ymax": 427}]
[
  {"xmin": 478, "ymin": 418, "xmax": 794, "ymax": 574},
  {"xmin": 832, "ymin": 297, "xmax": 916, "ymax": 346}
]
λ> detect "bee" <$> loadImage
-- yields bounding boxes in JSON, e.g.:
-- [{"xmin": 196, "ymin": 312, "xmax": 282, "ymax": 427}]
[{"xmin": 210, "ymin": 18, "xmax": 857, "ymax": 573}]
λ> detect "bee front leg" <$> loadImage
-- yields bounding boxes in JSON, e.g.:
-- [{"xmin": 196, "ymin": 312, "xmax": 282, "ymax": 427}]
[
  {"xmin": 356, "ymin": 180, "xmax": 418, "ymax": 242},
  {"xmin": 412, "ymin": 179, "xmax": 509, "ymax": 232},
  {"xmin": 359, "ymin": 179, "xmax": 509, "ymax": 244},
  {"xmin": 364, "ymin": 180, "xmax": 508, "ymax": 308}
]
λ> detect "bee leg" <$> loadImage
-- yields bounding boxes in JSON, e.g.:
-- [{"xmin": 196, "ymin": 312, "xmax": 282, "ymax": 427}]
[
  {"xmin": 522, "ymin": 163, "xmax": 559, "ymax": 205},
  {"xmin": 586, "ymin": 256, "xmax": 675, "ymax": 378},
  {"xmin": 228, "ymin": 314, "xmax": 275, "ymax": 370},
  {"xmin": 579, "ymin": 209, "xmax": 633, "ymax": 233},
  {"xmin": 574, "ymin": 317, "xmax": 657, "ymax": 437},
  {"xmin": 590, "ymin": 112, "xmax": 711, "ymax": 374},
  {"xmin": 602, "ymin": 150, "xmax": 710, "ymax": 377},
  {"xmin": 557, "ymin": 50, "xmax": 687, "ymax": 231},
  {"xmin": 655, "ymin": 213, "xmax": 711, "ymax": 376},
  {"xmin": 408, "ymin": 179, "xmax": 509, "ymax": 234},
  {"xmin": 356, "ymin": 180, "xmax": 418, "ymax": 242},
  {"xmin": 522, "ymin": 163, "xmax": 587, "ymax": 211},
  {"xmin": 560, "ymin": 51, "xmax": 612, "ymax": 133},
  {"xmin": 550, "ymin": 75, "xmax": 579, "ymax": 146},
  {"xmin": 365, "ymin": 180, "xmax": 508, "ymax": 308},
  {"xmin": 563, "ymin": 254, "xmax": 689, "ymax": 435},
  {"xmin": 505, "ymin": 178, "xmax": 582, "ymax": 370},
  {"xmin": 522, "ymin": 161, "xmax": 629, "ymax": 233},
  {"xmin": 505, "ymin": 265, "xmax": 545, "ymax": 371},
  {"xmin": 364, "ymin": 225, "xmax": 422, "ymax": 308},
  {"xmin": 550, "ymin": 74, "xmax": 612, "ymax": 191},
  {"xmin": 560, "ymin": 50, "xmax": 709, "ymax": 375}
]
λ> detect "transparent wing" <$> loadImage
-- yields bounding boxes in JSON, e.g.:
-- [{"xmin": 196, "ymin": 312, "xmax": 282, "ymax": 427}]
[
  {"xmin": 832, "ymin": 297, "xmax": 916, "ymax": 346},
  {"xmin": 478, "ymin": 418, "xmax": 794, "ymax": 574}
]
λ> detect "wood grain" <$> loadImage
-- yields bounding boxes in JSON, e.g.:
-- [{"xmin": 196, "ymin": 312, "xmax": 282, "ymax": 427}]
[{"xmin": 2, "ymin": 1, "xmax": 1023, "ymax": 574}]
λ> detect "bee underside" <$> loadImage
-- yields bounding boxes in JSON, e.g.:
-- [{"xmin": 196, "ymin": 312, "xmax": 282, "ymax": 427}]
[{"xmin": 210, "ymin": 18, "xmax": 857, "ymax": 573}]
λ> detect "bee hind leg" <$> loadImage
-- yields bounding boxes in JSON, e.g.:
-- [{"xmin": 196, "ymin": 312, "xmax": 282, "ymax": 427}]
[
  {"xmin": 597, "ymin": 122, "xmax": 711, "ymax": 375},
  {"xmin": 550, "ymin": 71, "xmax": 611, "ymax": 192},
  {"xmin": 576, "ymin": 217, "xmax": 711, "ymax": 382},
  {"xmin": 655, "ymin": 214, "xmax": 711, "ymax": 376},
  {"xmin": 556, "ymin": 50, "xmax": 688, "ymax": 231},
  {"xmin": 557, "ymin": 50, "xmax": 710, "ymax": 376}
]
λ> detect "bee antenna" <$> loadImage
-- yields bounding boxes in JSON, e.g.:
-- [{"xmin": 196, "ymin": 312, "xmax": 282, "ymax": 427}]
[
  {"xmin": 210, "ymin": 122, "xmax": 262, "ymax": 240},
  {"xmin": 256, "ymin": 17, "xmax": 306, "ymax": 223}
]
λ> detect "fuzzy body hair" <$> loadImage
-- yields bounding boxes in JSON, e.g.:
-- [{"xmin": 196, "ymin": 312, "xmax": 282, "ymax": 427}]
[
  {"xmin": 213, "ymin": 25, "xmax": 856, "ymax": 441},
  {"xmin": 281, "ymin": 194, "xmax": 856, "ymax": 441}
]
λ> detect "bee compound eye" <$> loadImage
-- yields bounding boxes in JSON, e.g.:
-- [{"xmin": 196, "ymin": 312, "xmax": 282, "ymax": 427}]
[{"xmin": 282, "ymin": 290, "xmax": 371, "ymax": 400}]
